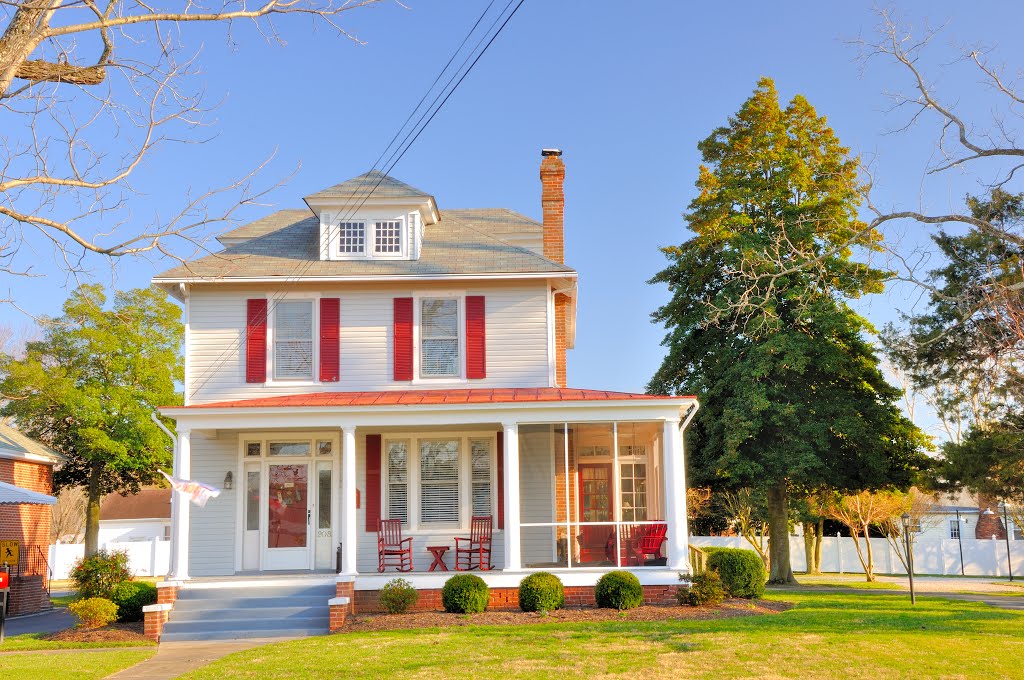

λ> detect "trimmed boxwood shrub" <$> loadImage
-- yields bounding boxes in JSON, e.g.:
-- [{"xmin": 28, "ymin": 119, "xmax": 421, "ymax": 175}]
[
  {"xmin": 379, "ymin": 577, "xmax": 419, "ymax": 614},
  {"xmin": 518, "ymin": 572, "xmax": 564, "ymax": 612},
  {"xmin": 441, "ymin": 574, "xmax": 489, "ymax": 614},
  {"xmin": 109, "ymin": 581, "xmax": 158, "ymax": 622},
  {"xmin": 703, "ymin": 547, "xmax": 766, "ymax": 598},
  {"xmin": 594, "ymin": 570, "xmax": 643, "ymax": 610},
  {"xmin": 69, "ymin": 597, "xmax": 119, "ymax": 628},
  {"xmin": 677, "ymin": 571, "xmax": 725, "ymax": 607},
  {"xmin": 70, "ymin": 549, "xmax": 131, "ymax": 599}
]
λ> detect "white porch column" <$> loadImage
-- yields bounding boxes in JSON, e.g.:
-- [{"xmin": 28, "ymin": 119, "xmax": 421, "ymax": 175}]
[
  {"xmin": 169, "ymin": 427, "xmax": 191, "ymax": 580},
  {"xmin": 662, "ymin": 419, "xmax": 691, "ymax": 573},
  {"xmin": 341, "ymin": 426, "xmax": 358, "ymax": 575},
  {"xmin": 502, "ymin": 422, "xmax": 521, "ymax": 571}
]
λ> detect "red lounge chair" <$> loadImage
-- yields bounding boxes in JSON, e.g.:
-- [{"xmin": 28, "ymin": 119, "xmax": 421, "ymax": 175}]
[
  {"xmin": 631, "ymin": 522, "xmax": 668, "ymax": 565},
  {"xmin": 454, "ymin": 516, "xmax": 493, "ymax": 571},
  {"xmin": 377, "ymin": 519, "xmax": 413, "ymax": 572}
]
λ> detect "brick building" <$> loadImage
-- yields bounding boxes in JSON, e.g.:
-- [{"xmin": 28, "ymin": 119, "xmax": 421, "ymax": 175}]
[{"xmin": 0, "ymin": 424, "xmax": 62, "ymax": 616}]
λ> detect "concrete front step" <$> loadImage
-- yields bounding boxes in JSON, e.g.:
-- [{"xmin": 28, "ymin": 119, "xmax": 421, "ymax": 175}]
[
  {"xmin": 159, "ymin": 627, "xmax": 328, "ymax": 642},
  {"xmin": 162, "ymin": 582, "xmax": 334, "ymax": 641},
  {"xmin": 170, "ymin": 605, "xmax": 328, "ymax": 622}
]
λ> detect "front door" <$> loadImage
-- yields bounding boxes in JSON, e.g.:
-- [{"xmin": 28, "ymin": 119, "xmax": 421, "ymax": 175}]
[
  {"xmin": 578, "ymin": 463, "xmax": 613, "ymax": 564},
  {"xmin": 264, "ymin": 462, "xmax": 312, "ymax": 570}
]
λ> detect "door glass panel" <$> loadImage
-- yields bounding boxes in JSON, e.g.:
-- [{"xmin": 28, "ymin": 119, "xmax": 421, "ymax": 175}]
[
  {"xmin": 318, "ymin": 466, "xmax": 332, "ymax": 530},
  {"xmin": 246, "ymin": 471, "xmax": 260, "ymax": 531},
  {"xmin": 268, "ymin": 464, "xmax": 308, "ymax": 548},
  {"xmin": 269, "ymin": 441, "xmax": 311, "ymax": 457}
]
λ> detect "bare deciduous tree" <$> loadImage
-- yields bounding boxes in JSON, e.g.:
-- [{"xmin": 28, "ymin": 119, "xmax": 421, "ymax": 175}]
[
  {"xmin": 821, "ymin": 489, "xmax": 907, "ymax": 582},
  {"xmin": 880, "ymin": 487, "xmax": 942, "ymax": 575},
  {"xmin": 51, "ymin": 486, "xmax": 86, "ymax": 543},
  {"xmin": 722, "ymin": 488, "xmax": 770, "ymax": 569},
  {"xmin": 0, "ymin": 1, "xmax": 384, "ymax": 281}
]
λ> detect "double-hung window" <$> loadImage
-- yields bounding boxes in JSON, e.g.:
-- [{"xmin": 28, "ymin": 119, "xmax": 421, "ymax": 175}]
[
  {"xmin": 274, "ymin": 300, "xmax": 314, "ymax": 380},
  {"xmin": 950, "ymin": 520, "xmax": 961, "ymax": 540},
  {"xmin": 386, "ymin": 441, "xmax": 409, "ymax": 526},
  {"xmin": 470, "ymin": 439, "xmax": 493, "ymax": 517},
  {"xmin": 420, "ymin": 440, "xmax": 460, "ymax": 525},
  {"xmin": 421, "ymin": 298, "xmax": 459, "ymax": 377}
]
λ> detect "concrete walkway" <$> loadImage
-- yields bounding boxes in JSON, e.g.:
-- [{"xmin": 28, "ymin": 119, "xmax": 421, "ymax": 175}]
[{"xmin": 107, "ymin": 638, "xmax": 296, "ymax": 680}]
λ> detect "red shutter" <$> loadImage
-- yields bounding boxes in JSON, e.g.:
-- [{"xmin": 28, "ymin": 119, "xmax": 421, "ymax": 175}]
[
  {"xmin": 393, "ymin": 297, "xmax": 413, "ymax": 381},
  {"xmin": 246, "ymin": 299, "xmax": 268, "ymax": 383},
  {"xmin": 365, "ymin": 434, "xmax": 382, "ymax": 532},
  {"xmin": 497, "ymin": 431, "xmax": 505, "ymax": 530},
  {"xmin": 466, "ymin": 295, "xmax": 486, "ymax": 379},
  {"xmin": 319, "ymin": 298, "xmax": 340, "ymax": 382}
]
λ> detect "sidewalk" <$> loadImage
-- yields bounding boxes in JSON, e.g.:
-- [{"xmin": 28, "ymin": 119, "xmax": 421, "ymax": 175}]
[{"xmin": 107, "ymin": 638, "xmax": 294, "ymax": 680}]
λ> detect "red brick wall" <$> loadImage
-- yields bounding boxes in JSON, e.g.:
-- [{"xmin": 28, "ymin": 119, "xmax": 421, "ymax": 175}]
[
  {"xmin": 541, "ymin": 152, "xmax": 569, "ymax": 388},
  {"xmin": 0, "ymin": 458, "xmax": 54, "ymax": 615},
  {"xmin": 353, "ymin": 584, "xmax": 677, "ymax": 613},
  {"xmin": 976, "ymin": 495, "xmax": 1007, "ymax": 540}
]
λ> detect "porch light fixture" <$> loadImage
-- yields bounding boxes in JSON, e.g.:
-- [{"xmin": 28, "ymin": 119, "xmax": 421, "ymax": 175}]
[
  {"xmin": 901, "ymin": 513, "xmax": 916, "ymax": 606},
  {"xmin": 223, "ymin": 471, "xmax": 234, "ymax": 490}
]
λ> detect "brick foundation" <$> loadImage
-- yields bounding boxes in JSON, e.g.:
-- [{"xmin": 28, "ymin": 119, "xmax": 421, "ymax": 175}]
[
  {"xmin": 8, "ymin": 576, "xmax": 49, "ymax": 616},
  {"xmin": 329, "ymin": 597, "xmax": 351, "ymax": 632},
  {"xmin": 351, "ymin": 584, "xmax": 678, "ymax": 614},
  {"xmin": 142, "ymin": 603, "xmax": 172, "ymax": 642},
  {"xmin": 156, "ymin": 581, "xmax": 182, "ymax": 605}
]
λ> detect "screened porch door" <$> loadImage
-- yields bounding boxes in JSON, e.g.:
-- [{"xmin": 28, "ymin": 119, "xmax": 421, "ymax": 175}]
[
  {"xmin": 578, "ymin": 463, "xmax": 614, "ymax": 564},
  {"xmin": 264, "ymin": 462, "xmax": 312, "ymax": 570}
]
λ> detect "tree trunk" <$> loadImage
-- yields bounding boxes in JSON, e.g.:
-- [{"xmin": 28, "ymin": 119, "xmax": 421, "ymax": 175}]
[
  {"xmin": 0, "ymin": 2, "xmax": 59, "ymax": 97},
  {"xmin": 814, "ymin": 519, "xmax": 823, "ymax": 574},
  {"xmin": 766, "ymin": 480, "xmax": 795, "ymax": 584},
  {"xmin": 863, "ymin": 523, "xmax": 875, "ymax": 582},
  {"xmin": 83, "ymin": 461, "xmax": 103, "ymax": 557},
  {"xmin": 802, "ymin": 522, "xmax": 817, "ymax": 574}
]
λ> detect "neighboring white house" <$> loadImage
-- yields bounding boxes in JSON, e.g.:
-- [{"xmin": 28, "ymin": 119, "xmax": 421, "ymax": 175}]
[
  {"xmin": 98, "ymin": 487, "xmax": 172, "ymax": 545},
  {"xmin": 921, "ymin": 490, "xmax": 1021, "ymax": 543},
  {"xmin": 152, "ymin": 151, "xmax": 697, "ymax": 595}
]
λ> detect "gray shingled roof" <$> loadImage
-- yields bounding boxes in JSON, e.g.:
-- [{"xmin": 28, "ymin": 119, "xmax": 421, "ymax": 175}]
[
  {"xmin": 0, "ymin": 423, "xmax": 63, "ymax": 463},
  {"xmin": 154, "ymin": 208, "xmax": 572, "ymax": 281},
  {"xmin": 304, "ymin": 171, "xmax": 433, "ymax": 201},
  {"xmin": 217, "ymin": 209, "xmax": 313, "ymax": 243}
]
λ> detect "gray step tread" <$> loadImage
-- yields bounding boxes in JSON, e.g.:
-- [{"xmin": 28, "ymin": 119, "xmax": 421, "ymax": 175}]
[
  {"xmin": 178, "ymin": 587, "xmax": 334, "ymax": 600},
  {"xmin": 174, "ymin": 596, "xmax": 330, "ymax": 609},
  {"xmin": 170, "ymin": 605, "xmax": 327, "ymax": 622},
  {"xmin": 159, "ymin": 628, "xmax": 328, "ymax": 642},
  {"xmin": 163, "ymin": 617, "xmax": 328, "ymax": 633}
]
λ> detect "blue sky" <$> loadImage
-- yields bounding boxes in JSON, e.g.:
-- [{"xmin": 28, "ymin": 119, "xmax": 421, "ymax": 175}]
[{"xmin": 5, "ymin": 1, "xmax": 1023, "ymax": 436}]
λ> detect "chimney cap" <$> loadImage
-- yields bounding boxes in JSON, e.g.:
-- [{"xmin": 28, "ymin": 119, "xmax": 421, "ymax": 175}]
[{"xmin": 541, "ymin": 148, "xmax": 563, "ymax": 157}]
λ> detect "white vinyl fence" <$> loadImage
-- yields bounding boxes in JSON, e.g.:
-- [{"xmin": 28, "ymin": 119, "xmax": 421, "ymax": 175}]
[
  {"xmin": 49, "ymin": 540, "xmax": 171, "ymax": 580},
  {"xmin": 690, "ymin": 535, "xmax": 1024, "ymax": 577}
]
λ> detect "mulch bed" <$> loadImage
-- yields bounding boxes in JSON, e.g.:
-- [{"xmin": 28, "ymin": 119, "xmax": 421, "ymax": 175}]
[
  {"xmin": 342, "ymin": 599, "xmax": 791, "ymax": 633},
  {"xmin": 42, "ymin": 621, "xmax": 149, "ymax": 644}
]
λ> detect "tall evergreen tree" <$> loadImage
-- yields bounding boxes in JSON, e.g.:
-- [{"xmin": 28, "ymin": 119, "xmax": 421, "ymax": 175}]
[
  {"xmin": 649, "ymin": 78, "xmax": 928, "ymax": 583},
  {"xmin": 0, "ymin": 285, "xmax": 182, "ymax": 556}
]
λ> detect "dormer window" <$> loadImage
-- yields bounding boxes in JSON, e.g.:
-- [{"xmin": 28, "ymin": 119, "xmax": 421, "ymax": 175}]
[
  {"xmin": 374, "ymin": 220, "xmax": 402, "ymax": 255},
  {"xmin": 339, "ymin": 221, "xmax": 365, "ymax": 255}
]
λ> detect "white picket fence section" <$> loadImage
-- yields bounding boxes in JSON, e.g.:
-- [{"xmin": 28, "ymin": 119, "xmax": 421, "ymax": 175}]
[
  {"xmin": 48, "ymin": 540, "xmax": 171, "ymax": 580},
  {"xmin": 689, "ymin": 535, "xmax": 1024, "ymax": 577}
]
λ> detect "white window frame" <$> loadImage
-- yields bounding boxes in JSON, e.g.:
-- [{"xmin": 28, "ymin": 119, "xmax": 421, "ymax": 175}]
[
  {"xmin": 265, "ymin": 294, "xmax": 320, "ymax": 385},
  {"xmin": 412, "ymin": 292, "xmax": 466, "ymax": 384},
  {"xmin": 372, "ymin": 219, "xmax": 405, "ymax": 258},
  {"xmin": 381, "ymin": 432, "xmax": 497, "ymax": 533},
  {"xmin": 336, "ymin": 220, "xmax": 367, "ymax": 256},
  {"xmin": 328, "ymin": 214, "xmax": 408, "ymax": 261}
]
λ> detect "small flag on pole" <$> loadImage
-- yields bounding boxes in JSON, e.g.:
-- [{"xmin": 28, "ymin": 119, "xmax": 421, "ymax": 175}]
[{"xmin": 160, "ymin": 470, "xmax": 221, "ymax": 507}]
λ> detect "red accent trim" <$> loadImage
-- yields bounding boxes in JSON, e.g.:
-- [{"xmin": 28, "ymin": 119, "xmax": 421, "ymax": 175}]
[
  {"xmin": 365, "ymin": 434, "xmax": 382, "ymax": 532},
  {"xmin": 466, "ymin": 295, "xmax": 486, "ymax": 379},
  {"xmin": 496, "ymin": 431, "xmax": 504, "ymax": 530},
  {"xmin": 172, "ymin": 388, "xmax": 692, "ymax": 409},
  {"xmin": 393, "ymin": 298, "xmax": 413, "ymax": 381},
  {"xmin": 245, "ymin": 299, "xmax": 268, "ymax": 383},
  {"xmin": 319, "ymin": 298, "xmax": 340, "ymax": 382}
]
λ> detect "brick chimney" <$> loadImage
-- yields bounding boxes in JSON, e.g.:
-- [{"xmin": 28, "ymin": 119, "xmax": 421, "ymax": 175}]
[
  {"xmin": 540, "ymin": 149, "xmax": 567, "ymax": 386},
  {"xmin": 975, "ymin": 495, "xmax": 1007, "ymax": 539}
]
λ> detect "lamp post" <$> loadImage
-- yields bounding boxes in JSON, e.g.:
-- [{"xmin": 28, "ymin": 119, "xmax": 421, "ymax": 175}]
[
  {"xmin": 955, "ymin": 509, "xmax": 965, "ymax": 576},
  {"xmin": 902, "ymin": 513, "xmax": 916, "ymax": 606},
  {"xmin": 1003, "ymin": 502, "xmax": 1014, "ymax": 582}
]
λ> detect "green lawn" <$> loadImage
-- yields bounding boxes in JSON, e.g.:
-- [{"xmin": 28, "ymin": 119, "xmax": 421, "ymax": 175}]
[
  {"xmin": 0, "ymin": 633, "xmax": 155, "ymax": 651},
  {"xmin": 49, "ymin": 592, "xmax": 77, "ymax": 607},
  {"xmin": 787, "ymin": 575, "xmax": 901, "ymax": 590},
  {"xmin": 181, "ymin": 592, "xmax": 1024, "ymax": 679},
  {"xmin": 0, "ymin": 649, "xmax": 153, "ymax": 679}
]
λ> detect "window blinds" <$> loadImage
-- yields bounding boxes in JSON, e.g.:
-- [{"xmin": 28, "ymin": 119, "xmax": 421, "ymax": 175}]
[
  {"xmin": 274, "ymin": 300, "xmax": 314, "ymax": 379},
  {"xmin": 420, "ymin": 439, "xmax": 459, "ymax": 524}
]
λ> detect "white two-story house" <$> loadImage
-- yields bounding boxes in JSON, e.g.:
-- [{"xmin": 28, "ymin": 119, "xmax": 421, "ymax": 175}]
[{"xmin": 154, "ymin": 150, "xmax": 697, "ymax": 599}]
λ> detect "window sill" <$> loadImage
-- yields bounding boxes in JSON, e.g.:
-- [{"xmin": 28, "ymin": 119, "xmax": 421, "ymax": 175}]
[
  {"xmin": 263, "ymin": 379, "xmax": 321, "ymax": 387},
  {"xmin": 410, "ymin": 377, "xmax": 468, "ymax": 386}
]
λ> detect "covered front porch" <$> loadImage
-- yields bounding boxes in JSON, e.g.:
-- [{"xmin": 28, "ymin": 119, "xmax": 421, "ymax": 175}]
[{"xmin": 160, "ymin": 389, "xmax": 698, "ymax": 586}]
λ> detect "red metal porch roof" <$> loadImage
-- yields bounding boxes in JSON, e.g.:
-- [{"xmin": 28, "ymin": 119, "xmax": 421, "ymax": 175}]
[{"xmin": 174, "ymin": 388, "xmax": 695, "ymax": 410}]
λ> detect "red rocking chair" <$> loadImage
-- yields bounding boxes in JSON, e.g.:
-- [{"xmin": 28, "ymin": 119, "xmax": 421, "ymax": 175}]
[
  {"xmin": 454, "ymin": 516, "xmax": 493, "ymax": 571},
  {"xmin": 377, "ymin": 519, "xmax": 414, "ymax": 572}
]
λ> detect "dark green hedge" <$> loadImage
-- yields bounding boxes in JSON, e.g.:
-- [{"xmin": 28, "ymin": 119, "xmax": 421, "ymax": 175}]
[
  {"xmin": 441, "ymin": 574, "xmax": 489, "ymax": 614},
  {"xmin": 594, "ymin": 571, "xmax": 643, "ymax": 610},
  {"xmin": 703, "ymin": 547, "xmax": 766, "ymax": 598},
  {"xmin": 518, "ymin": 572, "xmax": 564, "ymax": 612}
]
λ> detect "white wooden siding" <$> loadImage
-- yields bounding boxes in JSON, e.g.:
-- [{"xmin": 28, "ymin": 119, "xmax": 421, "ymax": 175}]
[
  {"xmin": 519, "ymin": 425, "xmax": 556, "ymax": 566},
  {"xmin": 188, "ymin": 431, "xmax": 237, "ymax": 576},
  {"xmin": 186, "ymin": 281, "xmax": 552, "ymax": 404}
]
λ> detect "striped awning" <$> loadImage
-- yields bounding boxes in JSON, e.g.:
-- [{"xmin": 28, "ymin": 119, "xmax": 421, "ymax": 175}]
[{"xmin": 0, "ymin": 481, "xmax": 56, "ymax": 505}]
